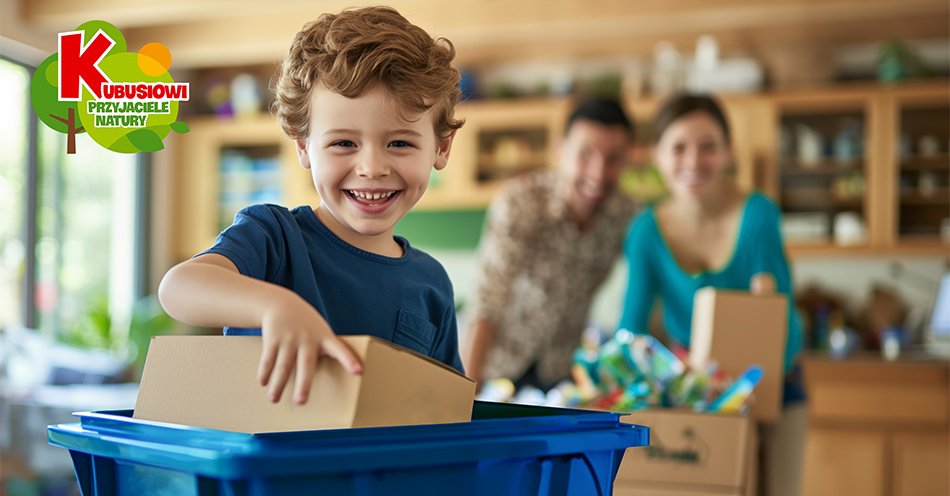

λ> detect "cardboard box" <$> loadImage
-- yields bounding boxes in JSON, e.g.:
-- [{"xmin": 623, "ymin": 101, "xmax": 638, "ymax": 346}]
[
  {"xmin": 615, "ymin": 409, "xmax": 757, "ymax": 496},
  {"xmin": 133, "ymin": 335, "xmax": 475, "ymax": 433},
  {"xmin": 613, "ymin": 486, "xmax": 742, "ymax": 496},
  {"xmin": 689, "ymin": 288, "xmax": 788, "ymax": 422}
]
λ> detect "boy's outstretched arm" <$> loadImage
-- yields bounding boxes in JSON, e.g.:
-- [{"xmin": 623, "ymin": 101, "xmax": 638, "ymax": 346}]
[{"xmin": 158, "ymin": 253, "xmax": 362, "ymax": 405}]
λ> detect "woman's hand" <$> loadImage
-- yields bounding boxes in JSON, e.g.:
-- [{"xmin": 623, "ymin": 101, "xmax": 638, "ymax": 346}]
[
  {"xmin": 258, "ymin": 293, "xmax": 363, "ymax": 405},
  {"xmin": 750, "ymin": 272, "xmax": 776, "ymax": 295}
]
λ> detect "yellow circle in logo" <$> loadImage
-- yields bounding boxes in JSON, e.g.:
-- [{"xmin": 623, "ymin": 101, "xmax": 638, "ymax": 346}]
[{"xmin": 137, "ymin": 42, "xmax": 171, "ymax": 77}]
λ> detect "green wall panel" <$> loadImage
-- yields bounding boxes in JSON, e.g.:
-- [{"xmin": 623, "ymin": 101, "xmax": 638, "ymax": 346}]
[{"xmin": 395, "ymin": 209, "xmax": 487, "ymax": 250}]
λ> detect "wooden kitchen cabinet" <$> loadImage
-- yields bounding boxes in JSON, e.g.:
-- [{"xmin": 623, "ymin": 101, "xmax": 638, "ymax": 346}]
[
  {"xmin": 417, "ymin": 97, "xmax": 571, "ymax": 210},
  {"xmin": 763, "ymin": 82, "xmax": 949, "ymax": 256},
  {"xmin": 803, "ymin": 429, "xmax": 886, "ymax": 496},
  {"xmin": 170, "ymin": 82, "xmax": 949, "ymax": 262},
  {"xmin": 769, "ymin": 93, "xmax": 869, "ymax": 247},
  {"xmin": 893, "ymin": 432, "xmax": 950, "ymax": 496},
  {"xmin": 893, "ymin": 91, "xmax": 950, "ymax": 246},
  {"xmin": 802, "ymin": 354, "xmax": 950, "ymax": 496},
  {"xmin": 173, "ymin": 115, "xmax": 308, "ymax": 260}
]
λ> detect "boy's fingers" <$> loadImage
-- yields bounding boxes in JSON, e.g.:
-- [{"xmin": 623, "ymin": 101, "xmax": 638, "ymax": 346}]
[
  {"xmin": 258, "ymin": 342, "xmax": 278, "ymax": 386},
  {"xmin": 268, "ymin": 345, "xmax": 296, "ymax": 403},
  {"xmin": 322, "ymin": 338, "xmax": 363, "ymax": 375},
  {"xmin": 294, "ymin": 345, "xmax": 318, "ymax": 405}
]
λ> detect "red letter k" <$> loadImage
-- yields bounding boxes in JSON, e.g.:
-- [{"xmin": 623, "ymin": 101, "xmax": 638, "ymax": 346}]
[{"xmin": 58, "ymin": 30, "xmax": 115, "ymax": 101}]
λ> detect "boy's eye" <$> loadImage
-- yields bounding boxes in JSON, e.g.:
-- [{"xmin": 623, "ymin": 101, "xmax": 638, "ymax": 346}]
[
  {"xmin": 389, "ymin": 140, "xmax": 413, "ymax": 149},
  {"xmin": 331, "ymin": 140, "xmax": 356, "ymax": 148}
]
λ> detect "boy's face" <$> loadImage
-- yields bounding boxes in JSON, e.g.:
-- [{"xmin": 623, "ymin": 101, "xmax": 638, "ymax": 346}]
[
  {"xmin": 295, "ymin": 84, "xmax": 453, "ymax": 249},
  {"xmin": 558, "ymin": 119, "xmax": 630, "ymax": 225}
]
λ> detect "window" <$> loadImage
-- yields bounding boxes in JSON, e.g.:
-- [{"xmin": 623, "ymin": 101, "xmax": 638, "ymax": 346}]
[
  {"xmin": 0, "ymin": 58, "xmax": 29, "ymax": 328},
  {"xmin": 1, "ymin": 56, "xmax": 142, "ymax": 352}
]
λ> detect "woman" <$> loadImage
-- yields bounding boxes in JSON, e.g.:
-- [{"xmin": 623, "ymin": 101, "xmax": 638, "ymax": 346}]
[
  {"xmin": 617, "ymin": 93, "xmax": 804, "ymax": 496},
  {"xmin": 619, "ymin": 93, "xmax": 802, "ymax": 373}
]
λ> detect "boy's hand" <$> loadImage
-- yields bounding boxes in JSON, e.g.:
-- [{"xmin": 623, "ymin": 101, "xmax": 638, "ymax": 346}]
[{"xmin": 258, "ymin": 294, "xmax": 363, "ymax": 405}]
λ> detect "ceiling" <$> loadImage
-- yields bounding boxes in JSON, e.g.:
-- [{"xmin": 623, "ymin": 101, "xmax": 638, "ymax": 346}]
[{"xmin": 5, "ymin": 0, "xmax": 948, "ymax": 72}]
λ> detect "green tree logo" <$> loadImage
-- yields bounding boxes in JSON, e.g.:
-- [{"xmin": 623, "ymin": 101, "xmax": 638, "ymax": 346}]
[{"xmin": 30, "ymin": 20, "xmax": 190, "ymax": 154}]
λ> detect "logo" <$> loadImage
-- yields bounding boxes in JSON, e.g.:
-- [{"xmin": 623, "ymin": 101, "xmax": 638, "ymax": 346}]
[
  {"xmin": 640, "ymin": 427, "xmax": 710, "ymax": 466},
  {"xmin": 30, "ymin": 20, "xmax": 190, "ymax": 154}
]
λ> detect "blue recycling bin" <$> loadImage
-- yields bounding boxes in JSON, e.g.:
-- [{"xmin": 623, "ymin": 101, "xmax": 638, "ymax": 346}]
[{"xmin": 48, "ymin": 401, "xmax": 648, "ymax": 496}]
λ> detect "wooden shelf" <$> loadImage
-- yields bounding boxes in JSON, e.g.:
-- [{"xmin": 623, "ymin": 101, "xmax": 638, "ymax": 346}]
[
  {"xmin": 781, "ymin": 197, "xmax": 863, "ymax": 209},
  {"xmin": 897, "ymin": 235, "xmax": 949, "ymax": 246},
  {"xmin": 781, "ymin": 161, "xmax": 864, "ymax": 175},
  {"xmin": 789, "ymin": 242, "xmax": 949, "ymax": 258},
  {"xmin": 900, "ymin": 188, "xmax": 950, "ymax": 205},
  {"xmin": 900, "ymin": 155, "xmax": 950, "ymax": 171}
]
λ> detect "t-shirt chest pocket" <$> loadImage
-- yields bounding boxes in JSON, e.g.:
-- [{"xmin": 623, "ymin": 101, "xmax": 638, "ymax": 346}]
[{"xmin": 393, "ymin": 309, "xmax": 437, "ymax": 356}]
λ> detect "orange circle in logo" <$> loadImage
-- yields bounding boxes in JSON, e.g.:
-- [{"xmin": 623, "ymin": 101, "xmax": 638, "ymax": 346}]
[{"xmin": 138, "ymin": 42, "xmax": 172, "ymax": 77}]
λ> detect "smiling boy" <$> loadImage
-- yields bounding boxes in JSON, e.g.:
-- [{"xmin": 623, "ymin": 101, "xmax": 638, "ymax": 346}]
[{"xmin": 158, "ymin": 6, "xmax": 465, "ymax": 405}]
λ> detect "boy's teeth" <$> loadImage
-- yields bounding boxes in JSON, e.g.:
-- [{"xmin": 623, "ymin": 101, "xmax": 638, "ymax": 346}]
[{"xmin": 350, "ymin": 190, "xmax": 394, "ymax": 201}]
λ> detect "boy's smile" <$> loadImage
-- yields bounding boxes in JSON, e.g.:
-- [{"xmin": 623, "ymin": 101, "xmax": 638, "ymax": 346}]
[
  {"xmin": 345, "ymin": 188, "xmax": 400, "ymax": 214},
  {"xmin": 295, "ymin": 84, "xmax": 453, "ymax": 255}
]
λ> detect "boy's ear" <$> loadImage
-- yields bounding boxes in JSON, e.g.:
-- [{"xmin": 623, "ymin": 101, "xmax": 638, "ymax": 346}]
[
  {"xmin": 433, "ymin": 130, "xmax": 456, "ymax": 171},
  {"xmin": 295, "ymin": 138, "xmax": 311, "ymax": 169}
]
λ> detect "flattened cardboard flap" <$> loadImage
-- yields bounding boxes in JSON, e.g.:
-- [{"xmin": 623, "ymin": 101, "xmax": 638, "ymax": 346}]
[
  {"xmin": 689, "ymin": 288, "xmax": 788, "ymax": 423},
  {"xmin": 133, "ymin": 335, "xmax": 474, "ymax": 433}
]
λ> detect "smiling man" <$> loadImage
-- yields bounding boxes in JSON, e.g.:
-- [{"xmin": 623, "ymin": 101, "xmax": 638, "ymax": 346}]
[{"xmin": 463, "ymin": 99, "xmax": 637, "ymax": 390}]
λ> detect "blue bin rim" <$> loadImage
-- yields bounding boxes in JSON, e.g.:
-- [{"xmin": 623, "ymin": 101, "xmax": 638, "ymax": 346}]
[{"xmin": 48, "ymin": 401, "xmax": 649, "ymax": 478}]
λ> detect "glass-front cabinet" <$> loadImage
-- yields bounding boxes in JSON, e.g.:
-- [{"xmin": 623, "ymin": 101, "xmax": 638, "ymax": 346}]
[
  {"xmin": 777, "ymin": 105, "xmax": 868, "ymax": 246},
  {"xmin": 895, "ymin": 98, "xmax": 949, "ymax": 244}
]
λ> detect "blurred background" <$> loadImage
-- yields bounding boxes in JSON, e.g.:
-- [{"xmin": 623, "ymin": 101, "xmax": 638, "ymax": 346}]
[{"xmin": 1, "ymin": 1, "xmax": 948, "ymax": 495}]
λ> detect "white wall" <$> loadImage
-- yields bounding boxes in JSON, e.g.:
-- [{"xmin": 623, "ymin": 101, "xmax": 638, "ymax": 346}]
[{"xmin": 791, "ymin": 256, "xmax": 948, "ymax": 331}]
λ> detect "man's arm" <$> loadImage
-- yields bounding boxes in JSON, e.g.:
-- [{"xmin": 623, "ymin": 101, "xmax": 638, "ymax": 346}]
[
  {"xmin": 461, "ymin": 181, "xmax": 535, "ymax": 383},
  {"xmin": 158, "ymin": 254, "xmax": 362, "ymax": 404},
  {"xmin": 462, "ymin": 317, "xmax": 496, "ymax": 382}
]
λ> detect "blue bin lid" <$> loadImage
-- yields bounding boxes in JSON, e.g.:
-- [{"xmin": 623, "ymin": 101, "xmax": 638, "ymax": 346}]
[{"xmin": 48, "ymin": 401, "xmax": 648, "ymax": 479}]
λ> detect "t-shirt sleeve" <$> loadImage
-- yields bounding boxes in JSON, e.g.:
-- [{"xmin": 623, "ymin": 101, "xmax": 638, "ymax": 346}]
[
  {"xmin": 199, "ymin": 204, "xmax": 286, "ymax": 281},
  {"xmin": 617, "ymin": 212, "xmax": 658, "ymax": 334},
  {"xmin": 748, "ymin": 195, "xmax": 803, "ymax": 371},
  {"xmin": 471, "ymin": 183, "xmax": 536, "ymax": 327}
]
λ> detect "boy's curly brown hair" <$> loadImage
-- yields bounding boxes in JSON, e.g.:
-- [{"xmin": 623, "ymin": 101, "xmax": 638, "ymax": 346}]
[{"xmin": 272, "ymin": 6, "xmax": 464, "ymax": 141}]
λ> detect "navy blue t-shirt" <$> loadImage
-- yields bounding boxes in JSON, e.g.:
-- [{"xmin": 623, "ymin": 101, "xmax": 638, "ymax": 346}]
[{"xmin": 201, "ymin": 203, "xmax": 464, "ymax": 373}]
